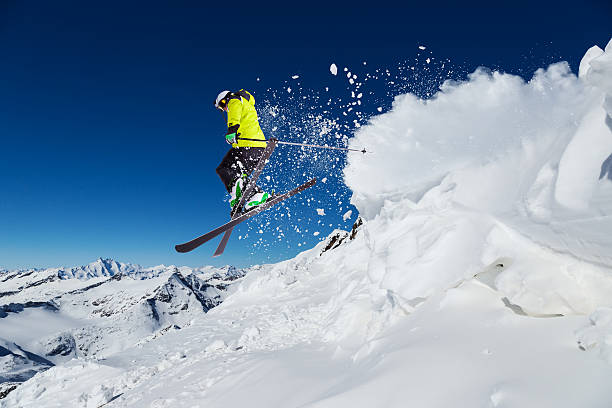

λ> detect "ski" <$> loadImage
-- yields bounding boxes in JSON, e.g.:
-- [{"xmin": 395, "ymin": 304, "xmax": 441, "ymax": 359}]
[
  {"xmin": 213, "ymin": 138, "xmax": 278, "ymax": 256},
  {"xmin": 175, "ymin": 178, "xmax": 316, "ymax": 254}
]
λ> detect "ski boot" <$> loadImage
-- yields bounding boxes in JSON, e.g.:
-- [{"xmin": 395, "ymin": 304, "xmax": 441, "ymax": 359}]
[
  {"xmin": 243, "ymin": 189, "xmax": 274, "ymax": 212},
  {"xmin": 228, "ymin": 174, "xmax": 248, "ymax": 215}
]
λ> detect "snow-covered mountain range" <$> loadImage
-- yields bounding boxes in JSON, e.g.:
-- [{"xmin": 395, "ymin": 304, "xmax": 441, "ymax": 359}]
[
  {"xmin": 2, "ymin": 39, "xmax": 612, "ymax": 407},
  {"xmin": 0, "ymin": 259, "xmax": 246, "ymax": 400}
]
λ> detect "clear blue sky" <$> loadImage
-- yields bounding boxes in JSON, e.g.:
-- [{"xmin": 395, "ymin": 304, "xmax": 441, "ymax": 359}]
[{"xmin": 1, "ymin": 0, "xmax": 610, "ymax": 270}]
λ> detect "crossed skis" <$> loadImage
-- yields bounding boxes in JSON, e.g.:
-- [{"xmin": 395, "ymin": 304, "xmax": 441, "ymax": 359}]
[{"xmin": 175, "ymin": 138, "xmax": 316, "ymax": 255}]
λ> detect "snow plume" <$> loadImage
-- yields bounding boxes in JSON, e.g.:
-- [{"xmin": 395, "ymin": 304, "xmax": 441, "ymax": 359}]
[
  {"xmin": 239, "ymin": 47, "xmax": 459, "ymax": 262},
  {"xmin": 340, "ymin": 40, "xmax": 612, "ymax": 310},
  {"xmin": 346, "ymin": 62, "xmax": 599, "ymax": 218}
]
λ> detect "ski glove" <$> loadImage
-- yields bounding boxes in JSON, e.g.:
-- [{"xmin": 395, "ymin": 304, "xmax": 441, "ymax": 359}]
[{"xmin": 225, "ymin": 124, "xmax": 240, "ymax": 145}]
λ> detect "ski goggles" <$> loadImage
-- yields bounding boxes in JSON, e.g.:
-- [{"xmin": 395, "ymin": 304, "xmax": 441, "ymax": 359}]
[{"xmin": 215, "ymin": 99, "xmax": 228, "ymax": 111}]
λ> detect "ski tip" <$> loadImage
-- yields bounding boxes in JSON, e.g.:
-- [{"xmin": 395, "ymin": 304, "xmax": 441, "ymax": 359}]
[
  {"xmin": 175, "ymin": 244, "xmax": 190, "ymax": 253},
  {"xmin": 303, "ymin": 177, "xmax": 317, "ymax": 188}
]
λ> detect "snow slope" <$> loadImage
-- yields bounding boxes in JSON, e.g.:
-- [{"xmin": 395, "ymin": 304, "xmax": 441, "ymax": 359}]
[{"xmin": 3, "ymin": 39, "xmax": 612, "ymax": 407}]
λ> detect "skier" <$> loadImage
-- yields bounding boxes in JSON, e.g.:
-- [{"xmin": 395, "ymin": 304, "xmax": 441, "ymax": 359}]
[{"xmin": 214, "ymin": 89, "xmax": 272, "ymax": 214}]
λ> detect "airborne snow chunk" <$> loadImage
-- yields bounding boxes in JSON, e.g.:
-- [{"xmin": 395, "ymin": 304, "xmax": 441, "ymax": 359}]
[{"xmin": 329, "ymin": 64, "xmax": 338, "ymax": 75}]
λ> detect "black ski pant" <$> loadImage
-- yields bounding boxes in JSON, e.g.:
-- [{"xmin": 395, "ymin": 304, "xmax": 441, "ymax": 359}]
[{"xmin": 216, "ymin": 147, "xmax": 265, "ymax": 193}]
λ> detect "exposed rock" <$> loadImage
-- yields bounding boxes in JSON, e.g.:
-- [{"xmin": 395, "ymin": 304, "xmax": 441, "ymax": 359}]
[
  {"xmin": 0, "ymin": 340, "xmax": 54, "ymax": 383},
  {"xmin": 320, "ymin": 216, "xmax": 363, "ymax": 255},
  {"xmin": 0, "ymin": 382, "xmax": 19, "ymax": 400},
  {"xmin": 42, "ymin": 332, "xmax": 77, "ymax": 357},
  {"xmin": 0, "ymin": 301, "xmax": 59, "ymax": 318}
]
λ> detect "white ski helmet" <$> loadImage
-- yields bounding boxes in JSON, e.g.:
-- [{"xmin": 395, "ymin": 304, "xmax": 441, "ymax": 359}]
[{"xmin": 214, "ymin": 90, "xmax": 231, "ymax": 110}]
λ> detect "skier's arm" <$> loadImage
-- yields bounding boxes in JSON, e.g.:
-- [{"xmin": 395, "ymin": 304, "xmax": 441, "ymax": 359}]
[
  {"xmin": 225, "ymin": 99, "xmax": 242, "ymax": 145},
  {"xmin": 225, "ymin": 124, "xmax": 239, "ymax": 145}
]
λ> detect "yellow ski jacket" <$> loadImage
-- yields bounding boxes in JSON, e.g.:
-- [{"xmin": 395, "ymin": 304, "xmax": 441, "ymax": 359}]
[{"xmin": 227, "ymin": 90, "xmax": 267, "ymax": 148}]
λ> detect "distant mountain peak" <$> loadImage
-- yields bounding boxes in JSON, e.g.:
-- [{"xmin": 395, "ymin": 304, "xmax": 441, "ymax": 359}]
[{"xmin": 56, "ymin": 258, "xmax": 137, "ymax": 280}]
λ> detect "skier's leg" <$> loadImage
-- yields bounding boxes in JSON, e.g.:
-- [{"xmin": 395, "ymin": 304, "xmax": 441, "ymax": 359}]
[
  {"xmin": 240, "ymin": 147, "xmax": 266, "ymax": 194},
  {"xmin": 241, "ymin": 147, "xmax": 266, "ymax": 174},
  {"xmin": 216, "ymin": 148, "xmax": 245, "ymax": 193},
  {"xmin": 216, "ymin": 148, "xmax": 256, "ymax": 211},
  {"xmin": 239, "ymin": 147, "xmax": 273, "ymax": 210},
  {"xmin": 216, "ymin": 147, "xmax": 270, "ymax": 212}
]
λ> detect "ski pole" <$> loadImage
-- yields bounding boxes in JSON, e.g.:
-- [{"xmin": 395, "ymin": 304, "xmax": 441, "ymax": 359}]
[{"xmin": 237, "ymin": 137, "xmax": 367, "ymax": 154}]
